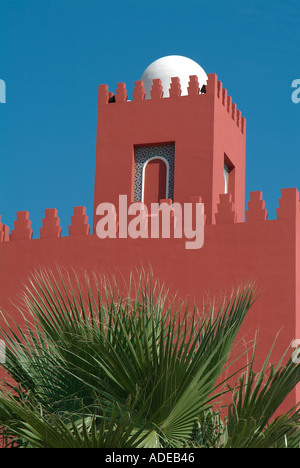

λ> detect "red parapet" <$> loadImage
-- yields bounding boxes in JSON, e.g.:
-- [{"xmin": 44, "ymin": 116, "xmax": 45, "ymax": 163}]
[
  {"xmin": 231, "ymin": 102, "xmax": 236, "ymax": 121},
  {"xmin": 115, "ymin": 83, "xmax": 127, "ymax": 103},
  {"xmin": 215, "ymin": 79, "xmax": 245, "ymax": 134},
  {"xmin": 246, "ymin": 191, "xmax": 268, "ymax": 222},
  {"xmin": 236, "ymin": 109, "xmax": 241, "ymax": 128},
  {"xmin": 40, "ymin": 209, "xmax": 62, "ymax": 239},
  {"xmin": 222, "ymin": 87, "xmax": 227, "ymax": 106},
  {"xmin": 132, "ymin": 81, "xmax": 145, "ymax": 101},
  {"xmin": 96, "ymin": 74, "xmax": 245, "ymax": 134},
  {"xmin": 1, "ymin": 224, "xmax": 9, "ymax": 242},
  {"xmin": 206, "ymin": 73, "xmax": 218, "ymax": 96},
  {"xmin": 227, "ymin": 95, "xmax": 232, "ymax": 114},
  {"xmin": 215, "ymin": 194, "xmax": 237, "ymax": 225},
  {"xmin": 10, "ymin": 211, "xmax": 33, "ymax": 241},
  {"xmin": 0, "ymin": 216, "xmax": 3, "ymax": 242},
  {"xmin": 0, "ymin": 216, "xmax": 9, "ymax": 242},
  {"xmin": 188, "ymin": 75, "xmax": 200, "ymax": 96},
  {"xmin": 217, "ymin": 80, "xmax": 222, "ymax": 99},
  {"xmin": 241, "ymin": 117, "xmax": 246, "ymax": 134},
  {"xmin": 277, "ymin": 188, "xmax": 300, "ymax": 220},
  {"xmin": 151, "ymin": 79, "xmax": 163, "ymax": 100},
  {"xmin": 98, "ymin": 84, "xmax": 109, "ymax": 105},
  {"xmin": 69, "ymin": 206, "xmax": 90, "ymax": 237},
  {"xmin": 169, "ymin": 77, "xmax": 181, "ymax": 98}
]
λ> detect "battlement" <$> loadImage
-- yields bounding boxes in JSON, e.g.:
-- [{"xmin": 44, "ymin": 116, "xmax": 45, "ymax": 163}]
[
  {"xmin": 98, "ymin": 74, "xmax": 245, "ymax": 134},
  {"xmin": 0, "ymin": 216, "xmax": 9, "ymax": 242},
  {"xmin": 98, "ymin": 75, "xmax": 205, "ymax": 104},
  {"xmin": 1, "ymin": 189, "xmax": 299, "ymax": 243},
  {"xmin": 216, "ymin": 79, "xmax": 246, "ymax": 134},
  {"xmin": 0, "ymin": 207, "xmax": 90, "ymax": 242},
  {"xmin": 216, "ymin": 188, "xmax": 300, "ymax": 224}
]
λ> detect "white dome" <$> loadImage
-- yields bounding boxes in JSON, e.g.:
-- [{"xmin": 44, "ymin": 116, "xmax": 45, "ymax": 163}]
[{"xmin": 141, "ymin": 55, "xmax": 208, "ymax": 98}]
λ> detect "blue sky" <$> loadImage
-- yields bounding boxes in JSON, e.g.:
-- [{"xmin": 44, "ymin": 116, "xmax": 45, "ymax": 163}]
[{"xmin": 0, "ymin": 0, "xmax": 299, "ymax": 236}]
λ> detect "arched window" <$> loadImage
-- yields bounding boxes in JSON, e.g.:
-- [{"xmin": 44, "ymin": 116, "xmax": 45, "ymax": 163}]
[
  {"xmin": 142, "ymin": 157, "xmax": 169, "ymax": 205},
  {"xmin": 134, "ymin": 144, "xmax": 175, "ymax": 203}
]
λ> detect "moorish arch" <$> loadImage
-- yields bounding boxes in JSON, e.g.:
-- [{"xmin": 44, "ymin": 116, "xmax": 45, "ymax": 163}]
[{"xmin": 134, "ymin": 144, "xmax": 175, "ymax": 204}]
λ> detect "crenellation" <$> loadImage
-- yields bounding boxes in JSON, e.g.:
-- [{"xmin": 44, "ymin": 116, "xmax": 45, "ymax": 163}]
[
  {"xmin": 10, "ymin": 211, "xmax": 33, "ymax": 241},
  {"xmin": 215, "ymin": 194, "xmax": 237, "ymax": 225},
  {"xmin": 2, "ymin": 189, "xmax": 299, "ymax": 245},
  {"xmin": 217, "ymin": 80, "xmax": 222, "ymax": 99},
  {"xmin": 0, "ymin": 216, "xmax": 9, "ymax": 242},
  {"xmin": 276, "ymin": 188, "xmax": 300, "ymax": 220},
  {"xmin": 214, "ymin": 80, "xmax": 245, "ymax": 133},
  {"xmin": 227, "ymin": 95, "xmax": 232, "ymax": 114},
  {"xmin": 246, "ymin": 191, "xmax": 268, "ymax": 222},
  {"xmin": 3, "ymin": 224, "xmax": 9, "ymax": 242},
  {"xmin": 2, "ymin": 188, "xmax": 300, "ymax": 245},
  {"xmin": 222, "ymin": 87, "xmax": 227, "ymax": 107},
  {"xmin": 169, "ymin": 77, "xmax": 181, "ymax": 98},
  {"xmin": 231, "ymin": 102, "xmax": 236, "ymax": 121},
  {"xmin": 40, "ymin": 209, "xmax": 62, "ymax": 239},
  {"xmin": 115, "ymin": 83, "xmax": 127, "ymax": 103},
  {"xmin": 151, "ymin": 79, "xmax": 163, "ymax": 100},
  {"xmin": 1, "ymin": 224, "xmax": 9, "ymax": 242},
  {"xmin": 98, "ymin": 84, "xmax": 109, "ymax": 105},
  {"xmin": 241, "ymin": 116, "xmax": 246, "ymax": 134},
  {"xmin": 132, "ymin": 81, "xmax": 145, "ymax": 101},
  {"xmin": 236, "ymin": 109, "xmax": 241, "ymax": 128},
  {"xmin": 205, "ymin": 72, "xmax": 217, "ymax": 95},
  {"xmin": 0, "ymin": 217, "xmax": 3, "ymax": 242},
  {"xmin": 97, "ymin": 74, "xmax": 244, "ymax": 138},
  {"xmin": 187, "ymin": 75, "xmax": 200, "ymax": 96},
  {"xmin": 69, "ymin": 207, "xmax": 90, "ymax": 237}
]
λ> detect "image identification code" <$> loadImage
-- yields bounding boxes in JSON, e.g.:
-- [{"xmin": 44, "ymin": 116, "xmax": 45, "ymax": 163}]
[{"xmin": 105, "ymin": 452, "xmax": 195, "ymax": 464}]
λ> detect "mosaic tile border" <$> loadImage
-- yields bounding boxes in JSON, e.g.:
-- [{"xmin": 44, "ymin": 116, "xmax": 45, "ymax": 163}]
[{"xmin": 134, "ymin": 144, "xmax": 175, "ymax": 202}]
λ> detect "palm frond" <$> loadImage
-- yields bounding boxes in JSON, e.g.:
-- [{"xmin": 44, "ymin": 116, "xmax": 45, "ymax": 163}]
[{"xmin": 0, "ymin": 268, "xmax": 298, "ymax": 448}]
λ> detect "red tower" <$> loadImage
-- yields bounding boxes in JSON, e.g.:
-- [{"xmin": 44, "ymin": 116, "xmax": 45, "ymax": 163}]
[{"xmin": 94, "ymin": 64, "xmax": 246, "ymax": 228}]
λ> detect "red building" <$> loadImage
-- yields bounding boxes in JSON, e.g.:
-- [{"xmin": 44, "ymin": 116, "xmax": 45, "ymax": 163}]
[{"xmin": 0, "ymin": 56, "xmax": 299, "ymax": 410}]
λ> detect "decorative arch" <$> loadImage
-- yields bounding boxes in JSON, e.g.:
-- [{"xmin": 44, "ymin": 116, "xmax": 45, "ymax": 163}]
[
  {"xmin": 134, "ymin": 144, "xmax": 175, "ymax": 202},
  {"xmin": 142, "ymin": 156, "xmax": 169, "ymax": 204}
]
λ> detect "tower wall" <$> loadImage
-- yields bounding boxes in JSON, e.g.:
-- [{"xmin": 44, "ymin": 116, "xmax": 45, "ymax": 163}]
[{"xmin": 93, "ymin": 74, "xmax": 246, "ymax": 228}]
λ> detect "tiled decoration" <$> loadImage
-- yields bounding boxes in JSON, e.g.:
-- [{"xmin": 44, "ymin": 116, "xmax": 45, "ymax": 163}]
[{"xmin": 134, "ymin": 144, "xmax": 175, "ymax": 202}]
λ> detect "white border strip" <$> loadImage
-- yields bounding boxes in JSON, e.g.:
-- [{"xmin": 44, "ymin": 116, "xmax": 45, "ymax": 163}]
[{"xmin": 141, "ymin": 156, "xmax": 170, "ymax": 203}]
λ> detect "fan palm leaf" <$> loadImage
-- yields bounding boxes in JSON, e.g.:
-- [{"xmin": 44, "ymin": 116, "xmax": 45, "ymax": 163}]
[{"xmin": 0, "ymin": 268, "xmax": 298, "ymax": 448}]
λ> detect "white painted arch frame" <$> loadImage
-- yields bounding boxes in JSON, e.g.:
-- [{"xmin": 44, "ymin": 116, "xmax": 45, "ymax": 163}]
[{"xmin": 141, "ymin": 156, "xmax": 170, "ymax": 203}]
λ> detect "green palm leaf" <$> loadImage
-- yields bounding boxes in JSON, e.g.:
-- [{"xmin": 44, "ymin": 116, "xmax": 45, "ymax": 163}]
[{"xmin": 0, "ymin": 268, "xmax": 298, "ymax": 448}]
